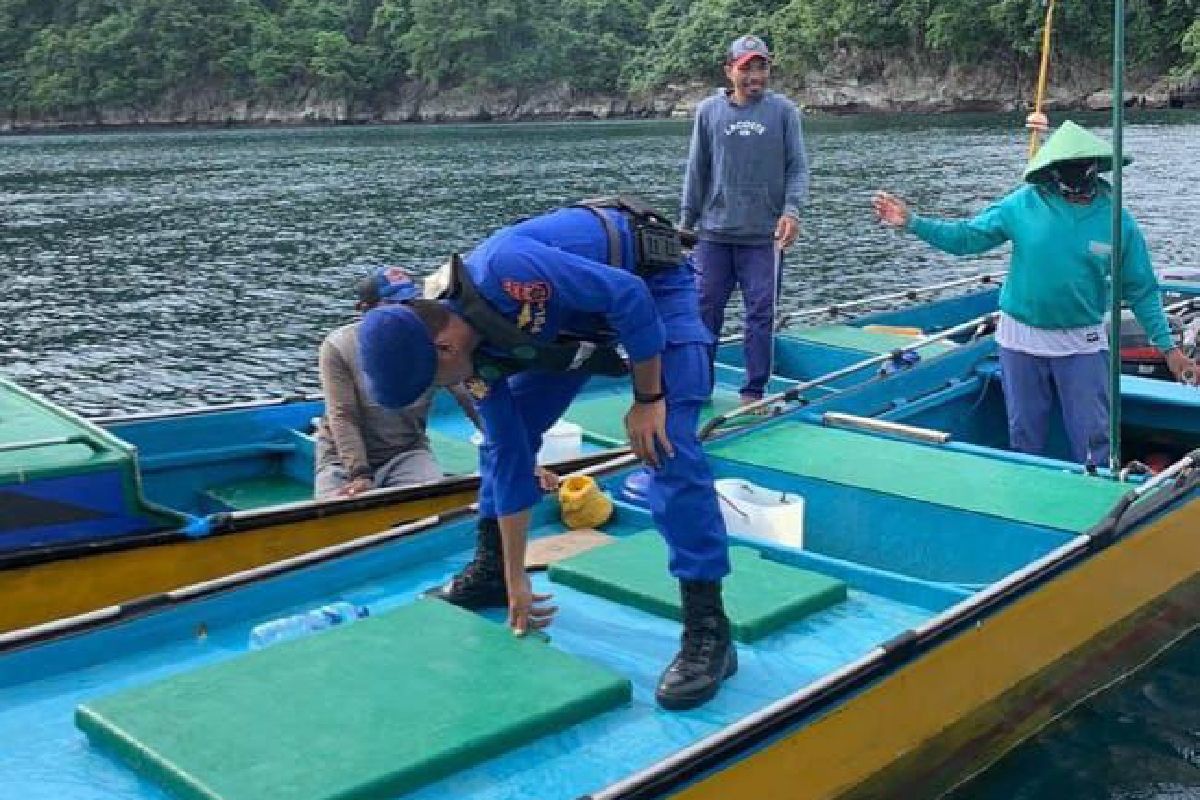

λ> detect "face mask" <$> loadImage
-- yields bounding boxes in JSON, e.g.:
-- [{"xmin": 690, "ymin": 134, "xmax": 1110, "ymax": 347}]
[{"xmin": 1050, "ymin": 160, "xmax": 1099, "ymax": 201}]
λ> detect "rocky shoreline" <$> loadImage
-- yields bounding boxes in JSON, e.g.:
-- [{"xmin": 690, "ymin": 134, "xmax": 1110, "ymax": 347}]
[{"xmin": 4, "ymin": 56, "xmax": 1198, "ymax": 133}]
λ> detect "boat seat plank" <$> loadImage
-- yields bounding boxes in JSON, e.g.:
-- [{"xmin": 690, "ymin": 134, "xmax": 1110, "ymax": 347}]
[
  {"xmin": 204, "ymin": 475, "xmax": 312, "ymax": 510},
  {"xmin": 549, "ymin": 532, "xmax": 847, "ymax": 642},
  {"xmin": 76, "ymin": 600, "xmax": 631, "ymax": 800},
  {"xmin": 709, "ymin": 423, "xmax": 1129, "ymax": 532},
  {"xmin": 782, "ymin": 325, "xmax": 956, "ymax": 356}
]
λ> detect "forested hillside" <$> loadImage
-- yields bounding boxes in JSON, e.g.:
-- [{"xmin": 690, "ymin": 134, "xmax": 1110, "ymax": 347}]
[{"xmin": 1, "ymin": 0, "xmax": 1197, "ymax": 119}]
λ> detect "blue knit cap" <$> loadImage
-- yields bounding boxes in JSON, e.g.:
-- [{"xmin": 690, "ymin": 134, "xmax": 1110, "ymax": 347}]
[{"xmin": 358, "ymin": 304, "xmax": 436, "ymax": 409}]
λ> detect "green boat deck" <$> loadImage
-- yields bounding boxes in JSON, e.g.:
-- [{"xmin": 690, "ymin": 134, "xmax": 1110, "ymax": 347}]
[{"xmin": 709, "ymin": 422, "xmax": 1129, "ymax": 532}]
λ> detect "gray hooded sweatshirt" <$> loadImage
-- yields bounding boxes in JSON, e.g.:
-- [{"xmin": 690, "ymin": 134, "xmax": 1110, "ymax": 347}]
[{"xmin": 680, "ymin": 89, "xmax": 809, "ymax": 245}]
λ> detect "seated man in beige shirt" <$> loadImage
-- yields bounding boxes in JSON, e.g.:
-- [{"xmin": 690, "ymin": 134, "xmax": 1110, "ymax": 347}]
[{"xmin": 315, "ymin": 267, "xmax": 485, "ymax": 499}]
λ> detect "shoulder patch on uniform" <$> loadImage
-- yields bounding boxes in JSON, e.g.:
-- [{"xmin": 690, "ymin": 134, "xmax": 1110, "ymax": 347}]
[
  {"xmin": 503, "ymin": 280, "xmax": 550, "ymax": 334},
  {"xmin": 502, "ymin": 280, "xmax": 551, "ymax": 303}
]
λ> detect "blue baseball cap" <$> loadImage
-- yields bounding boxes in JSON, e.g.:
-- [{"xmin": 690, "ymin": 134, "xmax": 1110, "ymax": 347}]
[
  {"xmin": 727, "ymin": 34, "xmax": 770, "ymax": 67},
  {"xmin": 356, "ymin": 265, "xmax": 419, "ymax": 308},
  {"xmin": 358, "ymin": 304, "xmax": 436, "ymax": 409}
]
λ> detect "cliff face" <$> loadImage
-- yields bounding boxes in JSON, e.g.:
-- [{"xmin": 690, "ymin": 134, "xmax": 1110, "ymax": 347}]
[{"xmin": 3, "ymin": 55, "xmax": 1195, "ymax": 132}]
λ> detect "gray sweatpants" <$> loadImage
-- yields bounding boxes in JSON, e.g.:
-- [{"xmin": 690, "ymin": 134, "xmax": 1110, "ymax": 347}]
[{"xmin": 314, "ymin": 448, "xmax": 443, "ymax": 499}]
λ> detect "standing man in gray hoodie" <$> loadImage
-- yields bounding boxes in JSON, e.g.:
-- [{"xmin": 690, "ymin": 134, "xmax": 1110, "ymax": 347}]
[{"xmin": 680, "ymin": 34, "xmax": 809, "ymax": 405}]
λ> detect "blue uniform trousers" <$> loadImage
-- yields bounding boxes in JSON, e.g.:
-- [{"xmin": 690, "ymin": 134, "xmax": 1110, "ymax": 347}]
[
  {"xmin": 477, "ymin": 342, "xmax": 730, "ymax": 581},
  {"xmin": 998, "ymin": 347, "xmax": 1110, "ymax": 466}
]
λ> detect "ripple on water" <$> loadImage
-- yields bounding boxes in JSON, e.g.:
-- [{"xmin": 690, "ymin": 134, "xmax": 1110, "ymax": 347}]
[{"xmin": 2, "ymin": 115, "xmax": 1198, "ymax": 411}]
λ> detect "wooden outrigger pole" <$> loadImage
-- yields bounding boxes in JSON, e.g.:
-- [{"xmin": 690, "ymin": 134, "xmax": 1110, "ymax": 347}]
[{"xmin": 1108, "ymin": 0, "xmax": 1126, "ymax": 471}]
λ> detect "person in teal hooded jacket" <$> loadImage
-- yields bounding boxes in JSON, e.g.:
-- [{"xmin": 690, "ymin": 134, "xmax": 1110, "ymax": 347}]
[{"xmin": 873, "ymin": 119, "xmax": 1196, "ymax": 467}]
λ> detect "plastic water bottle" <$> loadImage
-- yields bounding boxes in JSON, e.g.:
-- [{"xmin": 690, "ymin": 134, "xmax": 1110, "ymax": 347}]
[{"xmin": 248, "ymin": 601, "xmax": 369, "ymax": 649}]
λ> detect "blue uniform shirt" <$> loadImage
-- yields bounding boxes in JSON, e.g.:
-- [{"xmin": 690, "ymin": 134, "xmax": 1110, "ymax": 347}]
[{"xmin": 460, "ymin": 207, "xmax": 712, "ymax": 516}]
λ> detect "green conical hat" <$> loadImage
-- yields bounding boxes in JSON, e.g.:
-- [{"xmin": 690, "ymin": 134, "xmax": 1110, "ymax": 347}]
[{"xmin": 1023, "ymin": 120, "xmax": 1133, "ymax": 183}]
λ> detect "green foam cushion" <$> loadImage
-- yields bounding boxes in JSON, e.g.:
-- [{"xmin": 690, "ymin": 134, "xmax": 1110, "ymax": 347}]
[
  {"xmin": 76, "ymin": 600, "xmax": 630, "ymax": 800},
  {"xmin": 784, "ymin": 325, "xmax": 956, "ymax": 355},
  {"xmin": 548, "ymin": 532, "xmax": 847, "ymax": 642},
  {"xmin": 566, "ymin": 388, "xmax": 750, "ymax": 445},
  {"xmin": 205, "ymin": 475, "xmax": 313, "ymax": 510},
  {"xmin": 709, "ymin": 423, "xmax": 1129, "ymax": 532}
]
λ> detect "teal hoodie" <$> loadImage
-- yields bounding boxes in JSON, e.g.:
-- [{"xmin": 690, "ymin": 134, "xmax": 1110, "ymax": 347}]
[
  {"xmin": 907, "ymin": 120, "xmax": 1172, "ymax": 351},
  {"xmin": 906, "ymin": 183, "xmax": 1172, "ymax": 351}
]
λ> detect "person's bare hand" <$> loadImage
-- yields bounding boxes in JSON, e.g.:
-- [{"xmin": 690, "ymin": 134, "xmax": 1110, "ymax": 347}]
[
  {"xmin": 1025, "ymin": 111, "xmax": 1050, "ymax": 133},
  {"xmin": 339, "ymin": 475, "xmax": 374, "ymax": 497},
  {"xmin": 507, "ymin": 572, "xmax": 556, "ymax": 636},
  {"xmin": 535, "ymin": 466, "xmax": 560, "ymax": 492},
  {"xmin": 872, "ymin": 191, "xmax": 911, "ymax": 228},
  {"xmin": 774, "ymin": 214, "xmax": 800, "ymax": 249},
  {"xmin": 1166, "ymin": 349, "xmax": 1198, "ymax": 386},
  {"xmin": 625, "ymin": 399, "xmax": 672, "ymax": 468}
]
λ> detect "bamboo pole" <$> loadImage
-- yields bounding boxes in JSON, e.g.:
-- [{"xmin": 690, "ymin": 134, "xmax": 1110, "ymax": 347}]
[{"xmin": 1028, "ymin": 0, "xmax": 1057, "ymax": 158}]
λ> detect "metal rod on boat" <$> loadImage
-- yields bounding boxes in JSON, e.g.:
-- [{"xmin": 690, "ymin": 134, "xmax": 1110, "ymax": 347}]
[
  {"xmin": 1129, "ymin": 448, "xmax": 1198, "ymax": 498},
  {"xmin": 1107, "ymin": 0, "xmax": 1127, "ymax": 472},
  {"xmin": 567, "ymin": 451, "xmax": 640, "ymax": 478},
  {"xmin": 701, "ymin": 311, "xmax": 1000, "ymax": 439},
  {"xmin": 0, "ymin": 434, "xmax": 91, "ymax": 454},
  {"xmin": 766, "ymin": 270, "xmax": 1005, "ymax": 334},
  {"xmin": 821, "ymin": 412, "xmax": 951, "ymax": 444}
]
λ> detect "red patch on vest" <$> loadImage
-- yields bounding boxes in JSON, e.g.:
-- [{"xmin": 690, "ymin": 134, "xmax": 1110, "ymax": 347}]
[{"xmin": 502, "ymin": 280, "xmax": 551, "ymax": 303}]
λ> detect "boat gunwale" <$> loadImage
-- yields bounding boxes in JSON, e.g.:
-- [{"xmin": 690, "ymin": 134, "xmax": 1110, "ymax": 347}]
[
  {"xmin": 0, "ymin": 452, "xmax": 641, "ymax": 653},
  {"xmin": 87, "ymin": 392, "xmax": 326, "ymax": 425},
  {"xmin": 0, "ymin": 449, "xmax": 625, "ymax": 572}
]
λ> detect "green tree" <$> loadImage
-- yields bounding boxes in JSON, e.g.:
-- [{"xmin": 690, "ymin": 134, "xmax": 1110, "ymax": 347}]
[
  {"xmin": 1182, "ymin": 18, "xmax": 1200, "ymax": 76},
  {"xmin": 1, "ymin": 0, "xmax": 1197, "ymax": 116}
]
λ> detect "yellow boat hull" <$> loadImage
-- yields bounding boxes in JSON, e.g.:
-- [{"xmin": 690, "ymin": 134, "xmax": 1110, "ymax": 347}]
[
  {"xmin": 0, "ymin": 489, "xmax": 475, "ymax": 634},
  {"xmin": 680, "ymin": 497, "xmax": 1200, "ymax": 800}
]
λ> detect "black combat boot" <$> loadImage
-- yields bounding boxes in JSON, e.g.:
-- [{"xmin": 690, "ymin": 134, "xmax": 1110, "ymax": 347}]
[
  {"xmin": 655, "ymin": 580, "xmax": 737, "ymax": 711},
  {"xmin": 422, "ymin": 518, "xmax": 508, "ymax": 609}
]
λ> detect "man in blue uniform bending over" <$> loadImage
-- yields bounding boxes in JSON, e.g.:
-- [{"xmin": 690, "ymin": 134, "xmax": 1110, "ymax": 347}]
[{"xmin": 357, "ymin": 198, "xmax": 734, "ymax": 710}]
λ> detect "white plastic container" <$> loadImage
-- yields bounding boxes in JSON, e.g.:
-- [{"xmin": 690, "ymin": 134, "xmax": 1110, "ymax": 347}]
[
  {"xmin": 537, "ymin": 421, "xmax": 583, "ymax": 465},
  {"xmin": 714, "ymin": 478, "xmax": 805, "ymax": 548}
]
